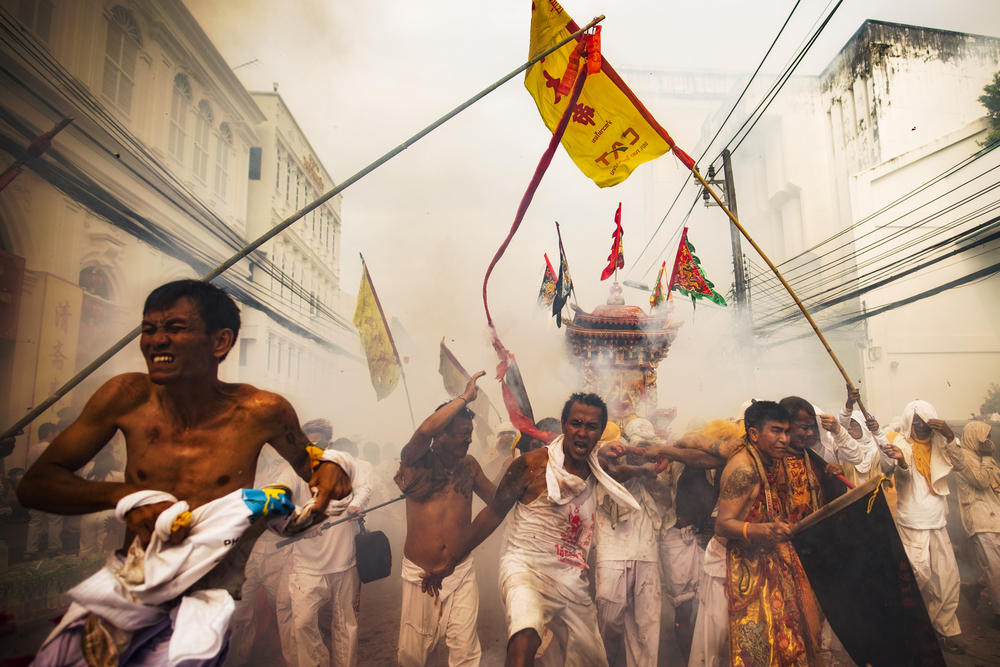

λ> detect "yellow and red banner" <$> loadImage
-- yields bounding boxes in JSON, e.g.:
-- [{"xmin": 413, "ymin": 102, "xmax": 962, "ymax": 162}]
[
  {"xmin": 353, "ymin": 261, "xmax": 402, "ymax": 400},
  {"xmin": 525, "ymin": 2, "xmax": 694, "ymax": 187}
]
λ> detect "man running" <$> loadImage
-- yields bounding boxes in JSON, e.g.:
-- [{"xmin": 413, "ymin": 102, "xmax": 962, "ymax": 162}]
[
  {"xmin": 424, "ymin": 392, "xmax": 640, "ymax": 667},
  {"xmin": 395, "ymin": 372, "xmax": 495, "ymax": 667},
  {"xmin": 18, "ymin": 279, "xmax": 351, "ymax": 666}
]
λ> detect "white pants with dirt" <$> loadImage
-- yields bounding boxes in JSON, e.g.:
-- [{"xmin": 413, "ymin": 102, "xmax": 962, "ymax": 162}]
[
  {"xmin": 225, "ymin": 541, "xmax": 295, "ymax": 667},
  {"xmin": 78, "ymin": 510, "xmax": 114, "ymax": 559},
  {"xmin": 398, "ymin": 557, "xmax": 481, "ymax": 667},
  {"xmin": 596, "ymin": 560, "xmax": 660, "ymax": 667},
  {"xmin": 26, "ymin": 509, "xmax": 63, "ymax": 554},
  {"xmin": 288, "ymin": 567, "xmax": 361, "ymax": 667},
  {"xmin": 688, "ymin": 537, "xmax": 729, "ymax": 667},
  {"xmin": 502, "ymin": 572, "xmax": 608, "ymax": 667},
  {"xmin": 897, "ymin": 524, "xmax": 961, "ymax": 637},
  {"xmin": 971, "ymin": 531, "xmax": 1000, "ymax": 612}
]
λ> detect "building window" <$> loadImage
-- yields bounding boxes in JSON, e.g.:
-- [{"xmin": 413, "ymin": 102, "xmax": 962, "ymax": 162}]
[
  {"xmin": 214, "ymin": 122, "xmax": 232, "ymax": 200},
  {"xmin": 102, "ymin": 6, "xmax": 141, "ymax": 114},
  {"xmin": 192, "ymin": 100, "xmax": 212, "ymax": 182},
  {"xmin": 79, "ymin": 266, "xmax": 112, "ymax": 301},
  {"xmin": 19, "ymin": 0, "xmax": 54, "ymax": 42},
  {"xmin": 285, "ymin": 160, "xmax": 291, "ymax": 202},
  {"xmin": 168, "ymin": 74, "xmax": 191, "ymax": 161},
  {"xmin": 275, "ymin": 148, "xmax": 282, "ymax": 191}
]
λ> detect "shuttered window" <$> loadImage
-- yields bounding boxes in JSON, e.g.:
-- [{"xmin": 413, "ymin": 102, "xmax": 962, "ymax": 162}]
[{"xmin": 102, "ymin": 7, "xmax": 140, "ymax": 114}]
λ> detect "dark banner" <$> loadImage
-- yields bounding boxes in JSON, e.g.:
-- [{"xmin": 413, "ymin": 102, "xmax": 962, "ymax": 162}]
[{"xmin": 792, "ymin": 478, "xmax": 946, "ymax": 667}]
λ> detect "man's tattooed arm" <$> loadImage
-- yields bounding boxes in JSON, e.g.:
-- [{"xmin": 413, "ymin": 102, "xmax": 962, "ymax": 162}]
[
  {"xmin": 715, "ymin": 455, "xmax": 766, "ymax": 544},
  {"xmin": 719, "ymin": 463, "xmax": 759, "ymax": 500}
]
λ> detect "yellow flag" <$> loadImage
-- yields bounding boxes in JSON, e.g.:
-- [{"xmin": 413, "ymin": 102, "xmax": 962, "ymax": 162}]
[
  {"xmin": 353, "ymin": 262, "xmax": 402, "ymax": 400},
  {"xmin": 525, "ymin": 2, "xmax": 694, "ymax": 187}
]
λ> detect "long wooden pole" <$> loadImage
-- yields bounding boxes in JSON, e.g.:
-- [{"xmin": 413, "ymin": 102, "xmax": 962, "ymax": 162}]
[
  {"xmin": 0, "ymin": 17, "xmax": 605, "ymax": 440},
  {"xmin": 690, "ymin": 168, "xmax": 874, "ymax": 421}
]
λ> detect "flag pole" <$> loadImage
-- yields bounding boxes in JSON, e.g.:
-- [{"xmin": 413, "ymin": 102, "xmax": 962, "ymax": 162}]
[
  {"xmin": 0, "ymin": 117, "xmax": 74, "ymax": 192},
  {"xmin": 690, "ymin": 168, "xmax": 874, "ymax": 421},
  {"xmin": 0, "ymin": 18, "xmax": 606, "ymax": 440}
]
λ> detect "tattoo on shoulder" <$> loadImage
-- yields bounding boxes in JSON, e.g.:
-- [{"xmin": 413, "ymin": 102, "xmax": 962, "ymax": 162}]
[
  {"xmin": 490, "ymin": 458, "xmax": 529, "ymax": 516},
  {"xmin": 720, "ymin": 463, "xmax": 759, "ymax": 501}
]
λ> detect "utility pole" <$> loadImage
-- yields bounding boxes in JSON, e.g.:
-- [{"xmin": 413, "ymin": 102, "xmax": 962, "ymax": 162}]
[
  {"xmin": 704, "ymin": 150, "xmax": 755, "ymax": 385},
  {"xmin": 721, "ymin": 150, "xmax": 750, "ymax": 321}
]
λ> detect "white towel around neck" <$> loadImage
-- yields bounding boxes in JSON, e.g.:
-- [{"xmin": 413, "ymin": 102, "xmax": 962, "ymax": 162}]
[{"xmin": 546, "ymin": 436, "xmax": 640, "ymax": 511}]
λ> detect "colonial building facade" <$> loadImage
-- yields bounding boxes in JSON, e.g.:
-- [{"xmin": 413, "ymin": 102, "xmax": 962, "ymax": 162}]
[{"xmin": 0, "ymin": 0, "xmax": 355, "ymax": 468}]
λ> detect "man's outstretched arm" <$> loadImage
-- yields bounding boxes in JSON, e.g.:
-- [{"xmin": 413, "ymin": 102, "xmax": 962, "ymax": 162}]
[
  {"xmin": 401, "ymin": 371, "xmax": 485, "ymax": 467},
  {"xmin": 18, "ymin": 375, "xmax": 143, "ymax": 515}
]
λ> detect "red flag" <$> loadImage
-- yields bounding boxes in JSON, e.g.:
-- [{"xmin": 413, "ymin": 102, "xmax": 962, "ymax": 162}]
[
  {"xmin": 669, "ymin": 228, "xmax": 727, "ymax": 308},
  {"xmin": 600, "ymin": 203, "xmax": 624, "ymax": 281},
  {"xmin": 649, "ymin": 261, "xmax": 667, "ymax": 311}
]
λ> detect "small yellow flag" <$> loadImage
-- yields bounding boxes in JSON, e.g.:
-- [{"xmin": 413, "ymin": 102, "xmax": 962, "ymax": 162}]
[
  {"xmin": 353, "ymin": 262, "xmax": 401, "ymax": 400},
  {"xmin": 525, "ymin": 1, "xmax": 693, "ymax": 187}
]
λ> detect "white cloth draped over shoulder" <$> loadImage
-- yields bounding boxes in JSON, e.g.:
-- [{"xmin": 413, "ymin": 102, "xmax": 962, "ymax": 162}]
[{"xmin": 546, "ymin": 436, "xmax": 640, "ymax": 511}]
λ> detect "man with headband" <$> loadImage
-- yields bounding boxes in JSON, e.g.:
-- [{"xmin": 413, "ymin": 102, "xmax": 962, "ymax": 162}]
[
  {"xmin": 17, "ymin": 279, "xmax": 351, "ymax": 666},
  {"xmin": 880, "ymin": 399, "xmax": 966, "ymax": 654}
]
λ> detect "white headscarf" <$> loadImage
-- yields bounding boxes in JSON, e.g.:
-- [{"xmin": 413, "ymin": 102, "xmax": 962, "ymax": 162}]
[{"xmin": 900, "ymin": 399, "xmax": 955, "ymax": 494}]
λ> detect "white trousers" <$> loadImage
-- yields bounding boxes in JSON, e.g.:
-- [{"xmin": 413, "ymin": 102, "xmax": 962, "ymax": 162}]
[
  {"xmin": 595, "ymin": 560, "xmax": 660, "ymax": 667},
  {"xmin": 288, "ymin": 567, "xmax": 361, "ymax": 667},
  {"xmin": 502, "ymin": 573, "xmax": 607, "ymax": 667},
  {"xmin": 659, "ymin": 525, "xmax": 704, "ymax": 607},
  {"xmin": 26, "ymin": 509, "xmax": 63, "ymax": 554},
  {"xmin": 398, "ymin": 566, "xmax": 481, "ymax": 667},
  {"xmin": 225, "ymin": 542, "xmax": 295, "ymax": 667},
  {"xmin": 971, "ymin": 531, "xmax": 1000, "ymax": 612},
  {"xmin": 896, "ymin": 524, "xmax": 961, "ymax": 637},
  {"xmin": 79, "ymin": 510, "xmax": 114, "ymax": 559},
  {"xmin": 688, "ymin": 537, "xmax": 728, "ymax": 667}
]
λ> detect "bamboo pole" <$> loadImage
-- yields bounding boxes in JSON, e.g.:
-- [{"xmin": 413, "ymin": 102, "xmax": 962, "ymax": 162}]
[
  {"xmin": 690, "ymin": 168, "xmax": 874, "ymax": 421},
  {"xmin": 0, "ymin": 17, "xmax": 605, "ymax": 440},
  {"xmin": 0, "ymin": 117, "xmax": 74, "ymax": 188},
  {"xmin": 274, "ymin": 494, "xmax": 406, "ymax": 548}
]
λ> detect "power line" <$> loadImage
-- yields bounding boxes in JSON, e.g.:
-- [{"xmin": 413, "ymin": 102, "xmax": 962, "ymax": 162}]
[{"xmin": 627, "ymin": 0, "xmax": 809, "ymax": 279}]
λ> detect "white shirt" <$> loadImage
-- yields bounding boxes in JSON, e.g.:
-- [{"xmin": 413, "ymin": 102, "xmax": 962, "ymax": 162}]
[
  {"xmin": 893, "ymin": 434, "xmax": 965, "ymax": 530},
  {"xmin": 26, "ymin": 440, "xmax": 52, "ymax": 469},
  {"xmin": 290, "ymin": 453, "xmax": 373, "ymax": 575},
  {"xmin": 595, "ymin": 474, "xmax": 664, "ymax": 563}
]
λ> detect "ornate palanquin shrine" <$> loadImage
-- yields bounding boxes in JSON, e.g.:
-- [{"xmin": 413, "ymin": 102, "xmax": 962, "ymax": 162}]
[{"xmin": 566, "ymin": 283, "xmax": 681, "ymax": 433}]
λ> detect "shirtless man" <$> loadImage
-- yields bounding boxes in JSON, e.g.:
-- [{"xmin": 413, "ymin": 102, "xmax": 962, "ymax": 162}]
[
  {"xmin": 16, "ymin": 280, "xmax": 351, "ymax": 664},
  {"xmin": 424, "ymin": 392, "xmax": 640, "ymax": 667},
  {"xmin": 394, "ymin": 371, "xmax": 495, "ymax": 667},
  {"xmin": 715, "ymin": 401, "xmax": 822, "ymax": 667}
]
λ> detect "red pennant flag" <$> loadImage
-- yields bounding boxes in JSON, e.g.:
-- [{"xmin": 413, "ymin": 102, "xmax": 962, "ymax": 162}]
[{"xmin": 600, "ymin": 203, "xmax": 624, "ymax": 281}]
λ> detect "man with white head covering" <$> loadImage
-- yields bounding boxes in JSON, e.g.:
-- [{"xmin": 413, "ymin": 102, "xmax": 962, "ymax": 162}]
[
  {"xmin": 778, "ymin": 396, "xmax": 865, "ymax": 473},
  {"xmin": 837, "ymin": 386, "xmax": 895, "ymax": 484},
  {"xmin": 953, "ymin": 421, "xmax": 1000, "ymax": 630},
  {"xmin": 879, "ymin": 399, "xmax": 966, "ymax": 654},
  {"xmin": 592, "ymin": 418, "xmax": 670, "ymax": 667},
  {"xmin": 483, "ymin": 421, "xmax": 520, "ymax": 483}
]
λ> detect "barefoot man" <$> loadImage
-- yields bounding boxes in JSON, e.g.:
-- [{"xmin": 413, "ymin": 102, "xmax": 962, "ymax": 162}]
[
  {"xmin": 17, "ymin": 279, "xmax": 351, "ymax": 667},
  {"xmin": 394, "ymin": 372, "xmax": 495, "ymax": 667},
  {"xmin": 423, "ymin": 392, "xmax": 640, "ymax": 667}
]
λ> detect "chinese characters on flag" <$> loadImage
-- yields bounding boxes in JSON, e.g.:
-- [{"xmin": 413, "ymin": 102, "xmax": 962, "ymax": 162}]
[{"xmin": 30, "ymin": 274, "xmax": 83, "ymax": 445}]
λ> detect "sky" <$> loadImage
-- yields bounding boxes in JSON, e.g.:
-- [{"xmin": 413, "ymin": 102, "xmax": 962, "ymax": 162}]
[{"xmin": 184, "ymin": 0, "xmax": 1000, "ymax": 442}]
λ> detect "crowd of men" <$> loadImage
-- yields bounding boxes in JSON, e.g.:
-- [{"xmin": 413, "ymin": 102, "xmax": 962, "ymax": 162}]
[{"xmin": 2, "ymin": 278, "xmax": 998, "ymax": 667}]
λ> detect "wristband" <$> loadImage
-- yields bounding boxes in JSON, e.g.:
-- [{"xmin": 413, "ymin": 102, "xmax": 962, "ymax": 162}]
[
  {"xmin": 457, "ymin": 395, "xmax": 468, "ymax": 404},
  {"xmin": 742, "ymin": 521, "xmax": 749, "ymax": 541}
]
